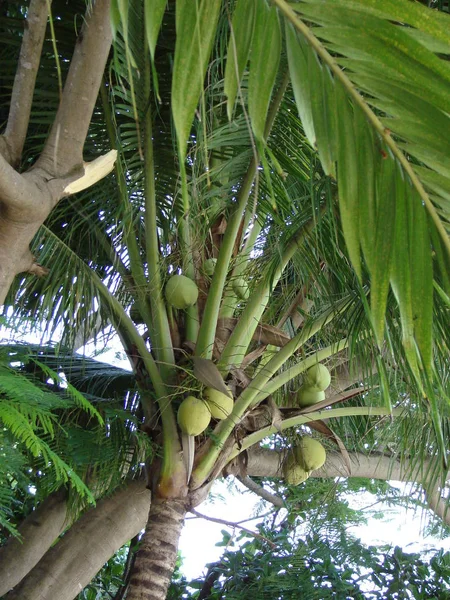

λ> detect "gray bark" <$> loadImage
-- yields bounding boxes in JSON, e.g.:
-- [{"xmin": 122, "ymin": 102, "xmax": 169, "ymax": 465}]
[
  {"xmin": 34, "ymin": 0, "xmax": 112, "ymax": 176},
  {"xmin": 2, "ymin": 0, "xmax": 50, "ymax": 167},
  {"xmin": 0, "ymin": 0, "xmax": 113, "ymax": 305},
  {"xmin": 0, "ymin": 490, "xmax": 68, "ymax": 596},
  {"xmin": 5, "ymin": 481, "xmax": 151, "ymax": 600},
  {"xmin": 236, "ymin": 475, "xmax": 284, "ymax": 508},
  {"xmin": 243, "ymin": 446, "xmax": 440, "ymax": 483},
  {"xmin": 424, "ymin": 483, "xmax": 450, "ymax": 528}
]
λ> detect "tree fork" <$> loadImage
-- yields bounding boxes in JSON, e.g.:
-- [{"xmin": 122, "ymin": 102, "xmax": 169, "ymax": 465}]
[{"xmin": 0, "ymin": 0, "xmax": 113, "ymax": 305}]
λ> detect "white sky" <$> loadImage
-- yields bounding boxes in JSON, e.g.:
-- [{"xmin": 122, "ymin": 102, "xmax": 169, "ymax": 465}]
[{"xmin": 178, "ymin": 479, "xmax": 450, "ymax": 581}]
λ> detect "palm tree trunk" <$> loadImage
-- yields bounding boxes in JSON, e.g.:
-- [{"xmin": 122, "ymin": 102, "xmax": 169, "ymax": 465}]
[{"xmin": 126, "ymin": 497, "xmax": 189, "ymax": 600}]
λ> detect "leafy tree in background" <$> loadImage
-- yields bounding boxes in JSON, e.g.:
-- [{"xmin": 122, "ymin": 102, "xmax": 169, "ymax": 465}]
[
  {"xmin": 0, "ymin": 1, "xmax": 450, "ymax": 599},
  {"xmin": 75, "ymin": 476, "xmax": 450, "ymax": 599},
  {"xmin": 0, "ymin": 343, "xmax": 153, "ymax": 540}
]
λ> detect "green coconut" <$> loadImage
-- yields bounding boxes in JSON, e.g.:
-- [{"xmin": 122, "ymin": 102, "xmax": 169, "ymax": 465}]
[
  {"xmin": 297, "ymin": 385, "xmax": 326, "ymax": 407},
  {"xmin": 304, "ymin": 363, "xmax": 331, "ymax": 392},
  {"xmin": 165, "ymin": 275, "xmax": 199, "ymax": 310},
  {"xmin": 232, "ymin": 277, "xmax": 250, "ymax": 300},
  {"xmin": 203, "ymin": 258, "xmax": 217, "ymax": 277},
  {"xmin": 177, "ymin": 396, "xmax": 211, "ymax": 436},
  {"xmin": 204, "ymin": 386, "xmax": 234, "ymax": 420},
  {"xmin": 283, "ymin": 452, "xmax": 310, "ymax": 485},
  {"xmin": 295, "ymin": 437, "xmax": 326, "ymax": 472}
]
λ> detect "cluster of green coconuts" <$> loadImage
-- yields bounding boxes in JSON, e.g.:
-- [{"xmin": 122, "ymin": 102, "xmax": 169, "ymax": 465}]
[
  {"xmin": 163, "ymin": 266, "xmax": 250, "ymax": 436},
  {"xmin": 164, "ymin": 271, "xmax": 330, "ymax": 476},
  {"xmin": 283, "ymin": 437, "xmax": 327, "ymax": 485},
  {"xmin": 282, "ymin": 363, "xmax": 331, "ymax": 484},
  {"xmin": 177, "ymin": 387, "xmax": 234, "ymax": 436}
]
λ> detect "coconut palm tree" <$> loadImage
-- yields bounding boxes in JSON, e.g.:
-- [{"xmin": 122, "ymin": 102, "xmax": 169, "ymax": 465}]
[{"xmin": 0, "ymin": 1, "xmax": 450, "ymax": 599}]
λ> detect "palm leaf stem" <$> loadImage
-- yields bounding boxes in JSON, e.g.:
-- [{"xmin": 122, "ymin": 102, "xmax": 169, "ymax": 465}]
[
  {"xmin": 273, "ymin": 0, "xmax": 450, "ymax": 258},
  {"xmin": 434, "ymin": 281, "xmax": 450, "ymax": 308},
  {"xmin": 143, "ymin": 56, "xmax": 174, "ymax": 376},
  {"xmin": 80, "ymin": 248, "xmax": 183, "ymax": 474},
  {"xmin": 192, "ymin": 302, "xmax": 345, "ymax": 485},
  {"xmin": 46, "ymin": 0, "xmax": 63, "ymax": 99},
  {"xmin": 219, "ymin": 213, "xmax": 264, "ymax": 320},
  {"xmin": 219, "ymin": 205, "xmax": 326, "ymax": 373},
  {"xmin": 100, "ymin": 82, "xmax": 150, "ymax": 305},
  {"xmin": 178, "ymin": 157, "xmax": 199, "ymax": 343},
  {"xmin": 195, "ymin": 71, "xmax": 290, "ymax": 359},
  {"xmin": 41, "ymin": 227, "xmax": 166, "ymax": 401},
  {"xmin": 230, "ymin": 406, "xmax": 405, "ymax": 459}
]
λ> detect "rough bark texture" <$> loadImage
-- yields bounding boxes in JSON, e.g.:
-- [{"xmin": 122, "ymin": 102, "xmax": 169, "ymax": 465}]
[
  {"xmin": 0, "ymin": 490, "xmax": 68, "ymax": 596},
  {"xmin": 126, "ymin": 497, "xmax": 189, "ymax": 600},
  {"xmin": 0, "ymin": 0, "xmax": 113, "ymax": 305},
  {"xmin": 5, "ymin": 480, "xmax": 150, "ymax": 600}
]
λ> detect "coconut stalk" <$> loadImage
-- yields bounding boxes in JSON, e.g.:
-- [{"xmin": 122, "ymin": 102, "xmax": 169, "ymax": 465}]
[{"xmin": 195, "ymin": 72, "xmax": 290, "ymax": 359}]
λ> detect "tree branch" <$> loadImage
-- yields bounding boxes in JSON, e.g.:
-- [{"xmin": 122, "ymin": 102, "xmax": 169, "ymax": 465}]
[
  {"xmin": 243, "ymin": 446, "xmax": 449, "ymax": 487},
  {"xmin": 190, "ymin": 508, "xmax": 277, "ymax": 549},
  {"xmin": 36, "ymin": 0, "xmax": 112, "ymax": 176},
  {"xmin": 0, "ymin": 154, "xmax": 45, "ymax": 213},
  {"xmin": 197, "ymin": 561, "xmax": 225, "ymax": 600},
  {"xmin": 7, "ymin": 454, "xmax": 449, "ymax": 598},
  {"xmin": 236, "ymin": 475, "xmax": 284, "ymax": 508},
  {"xmin": 0, "ymin": 489, "xmax": 68, "ymax": 596},
  {"xmin": 2, "ymin": 0, "xmax": 50, "ymax": 167},
  {"xmin": 5, "ymin": 480, "xmax": 151, "ymax": 600}
]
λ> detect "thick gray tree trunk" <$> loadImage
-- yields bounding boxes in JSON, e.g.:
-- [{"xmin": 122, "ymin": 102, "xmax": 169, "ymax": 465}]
[
  {"xmin": 0, "ymin": 0, "xmax": 113, "ymax": 305},
  {"xmin": 0, "ymin": 490, "xmax": 68, "ymax": 596},
  {"xmin": 5, "ymin": 481, "xmax": 150, "ymax": 600},
  {"xmin": 126, "ymin": 497, "xmax": 189, "ymax": 600}
]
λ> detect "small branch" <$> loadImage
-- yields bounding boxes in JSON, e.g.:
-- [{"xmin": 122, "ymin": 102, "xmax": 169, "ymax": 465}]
[
  {"xmin": 197, "ymin": 562, "xmax": 224, "ymax": 600},
  {"xmin": 37, "ymin": 0, "xmax": 113, "ymax": 176},
  {"xmin": 236, "ymin": 475, "xmax": 284, "ymax": 508},
  {"xmin": 190, "ymin": 508, "xmax": 277, "ymax": 549},
  {"xmin": 112, "ymin": 534, "xmax": 139, "ymax": 600},
  {"xmin": 3, "ymin": 0, "xmax": 50, "ymax": 166}
]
